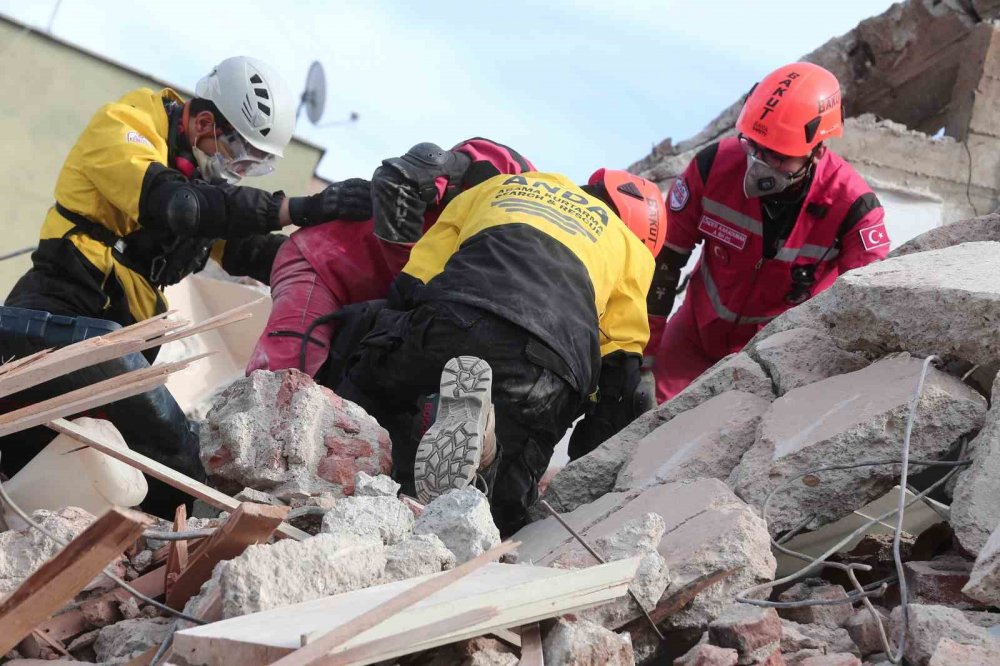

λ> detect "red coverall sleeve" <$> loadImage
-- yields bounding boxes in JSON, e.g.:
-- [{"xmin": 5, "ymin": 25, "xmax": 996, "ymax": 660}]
[{"xmin": 815, "ymin": 205, "xmax": 889, "ymax": 293}]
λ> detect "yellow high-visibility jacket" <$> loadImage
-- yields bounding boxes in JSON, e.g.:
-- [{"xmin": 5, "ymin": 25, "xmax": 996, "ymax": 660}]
[{"xmin": 402, "ymin": 171, "xmax": 654, "ymax": 394}]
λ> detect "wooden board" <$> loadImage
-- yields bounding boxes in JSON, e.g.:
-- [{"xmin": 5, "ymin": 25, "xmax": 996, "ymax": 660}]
[
  {"xmin": 165, "ymin": 505, "xmax": 189, "ymax": 597},
  {"xmin": 172, "ymin": 558, "xmax": 639, "ymax": 666},
  {"xmin": 0, "ymin": 507, "xmax": 151, "ymax": 653},
  {"xmin": 518, "ymin": 624, "xmax": 543, "ymax": 666},
  {"xmin": 47, "ymin": 418, "xmax": 308, "ymax": 541},
  {"xmin": 166, "ymin": 502, "xmax": 289, "ymax": 610}
]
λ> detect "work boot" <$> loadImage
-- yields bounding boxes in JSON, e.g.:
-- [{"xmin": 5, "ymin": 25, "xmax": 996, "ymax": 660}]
[{"xmin": 414, "ymin": 356, "xmax": 494, "ymax": 504}]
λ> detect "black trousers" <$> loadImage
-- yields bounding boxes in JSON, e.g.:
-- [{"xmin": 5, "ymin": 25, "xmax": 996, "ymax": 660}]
[
  {"xmin": 0, "ymin": 327, "xmax": 204, "ymax": 519},
  {"xmin": 338, "ymin": 300, "xmax": 584, "ymax": 536}
]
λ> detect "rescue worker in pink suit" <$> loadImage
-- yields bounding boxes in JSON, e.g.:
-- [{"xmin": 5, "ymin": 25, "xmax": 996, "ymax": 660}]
[
  {"xmin": 647, "ymin": 62, "xmax": 890, "ymax": 403},
  {"xmin": 246, "ymin": 138, "xmax": 534, "ymax": 380}
]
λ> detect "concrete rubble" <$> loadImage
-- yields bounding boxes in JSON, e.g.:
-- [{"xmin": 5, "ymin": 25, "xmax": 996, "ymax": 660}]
[
  {"xmin": 541, "ymin": 617, "xmax": 635, "ymax": 666},
  {"xmin": 413, "ymin": 487, "xmax": 501, "ymax": 564},
  {"xmin": 890, "ymin": 603, "xmax": 1000, "ymax": 666}
]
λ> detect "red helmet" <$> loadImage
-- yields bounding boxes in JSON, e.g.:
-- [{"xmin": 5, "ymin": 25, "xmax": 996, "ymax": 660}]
[
  {"xmin": 735, "ymin": 62, "xmax": 844, "ymax": 157},
  {"xmin": 588, "ymin": 168, "xmax": 666, "ymax": 256}
]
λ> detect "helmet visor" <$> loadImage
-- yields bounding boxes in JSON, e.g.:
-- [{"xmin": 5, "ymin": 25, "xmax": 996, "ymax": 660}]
[{"xmin": 216, "ymin": 130, "xmax": 278, "ymax": 178}]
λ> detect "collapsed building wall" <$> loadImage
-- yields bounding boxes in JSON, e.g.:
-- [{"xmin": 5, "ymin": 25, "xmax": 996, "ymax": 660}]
[{"xmin": 631, "ymin": 0, "xmax": 1000, "ymax": 239}]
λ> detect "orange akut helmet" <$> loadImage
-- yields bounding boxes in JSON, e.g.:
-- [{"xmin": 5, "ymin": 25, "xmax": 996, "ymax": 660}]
[
  {"xmin": 735, "ymin": 62, "xmax": 844, "ymax": 157},
  {"xmin": 588, "ymin": 168, "xmax": 666, "ymax": 256}
]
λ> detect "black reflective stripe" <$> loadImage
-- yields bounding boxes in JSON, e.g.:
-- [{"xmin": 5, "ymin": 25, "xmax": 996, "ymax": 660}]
[
  {"xmin": 695, "ymin": 142, "xmax": 721, "ymax": 184},
  {"xmin": 838, "ymin": 192, "xmax": 882, "ymax": 241}
]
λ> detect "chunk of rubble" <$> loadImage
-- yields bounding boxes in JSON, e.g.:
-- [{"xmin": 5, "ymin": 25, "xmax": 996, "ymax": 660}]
[
  {"xmin": 413, "ymin": 488, "xmax": 500, "ymax": 564},
  {"xmin": 708, "ymin": 604, "xmax": 783, "ymax": 665},
  {"xmin": 613, "ymin": 391, "xmax": 770, "ymax": 492},
  {"xmin": 465, "ymin": 649, "xmax": 519, "ymax": 666},
  {"xmin": 729, "ymin": 355, "xmax": 985, "ymax": 535},
  {"xmin": 541, "ymin": 618, "xmax": 634, "ymax": 665},
  {"xmin": 549, "ymin": 513, "xmax": 670, "ymax": 629},
  {"xmin": 94, "ymin": 617, "xmax": 172, "ymax": 662},
  {"xmin": 0, "ymin": 506, "xmax": 97, "ymax": 595},
  {"xmin": 890, "ymin": 603, "xmax": 999, "ymax": 666},
  {"xmin": 843, "ymin": 608, "xmax": 890, "ymax": 657},
  {"xmin": 204, "ymin": 533, "xmax": 386, "ymax": 619},
  {"xmin": 518, "ymin": 478, "xmax": 775, "ymax": 631},
  {"xmin": 963, "ymin": 519, "xmax": 1000, "ymax": 606},
  {"xmin": 905, "ymin": 559, "xmax": 977, "ymax": 607},
  {"xmin": 890, "ymin": 213, "xmax": 1000, "ymax": 258},
  {"xmin": 950, "ymin": 371, "xmax": 1000, "ymax": 556},
  {"xmin": 233, "ymin": 487, "xmax": 285, "ymax": 506},
  {"xmin": 777, "ymin": 581, "xmax": 853, "ymax": 629},
  {"xmin": 354, "ymin": 471, "xmax": 401, "ymax": 497},
  {"xmin": 201, "ymin": 369, "xmax": 391, "ymax": 497},
  {"xmin": 927, "ymin": 636, "xmax": 1000, "ymax": 665},
  {"xmin": 795, "ymin": 655, "xmax": 860, "ymax": 666},
  {"xmin": 748, "ymin": 328, "xmax": 869, "ymax": 396},
  {"xmin": 674, "ymin": 642, "xmax": 739, "ymax": 665},
  {"xmin": 320, "ymin": 495, "xmax": 414, "ymax": 545},
  {"xmin": 541, "ymin": 352, "xmax": 773, "ymax": 513},
  {"xmin": 382, "ymin": 533, "xmax": 455, "ymax": 583},
  {"xmin": 781, "ymin": 619, "xmax": 859, "ymax": 656}
]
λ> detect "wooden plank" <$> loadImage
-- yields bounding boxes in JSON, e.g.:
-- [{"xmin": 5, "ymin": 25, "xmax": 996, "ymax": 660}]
[
  {"xmin": 47, "ymin": 418, "xmax": 309, "ymax": 542},
  {"xmin": 271, "ymin": 541, "xmax": 519, "ymax": 666},
  {"xmin": 491, "ymin": 628, "xmax": 521, "ymax": 649},
  {"xmin": 165, "ymin": 505, "xmax": 189, "ymax": 598},
  {"xmin": 0, "ymin": 354, "xmax": 212, "ymax": 437},
  {"xmin": 147, "ymin": 299, "xmax": 261, "ymax": 351},
  {"xmin": 173, "ymin": 556, "xmax": 638, "ymax": 666},
  {"xmin": 166, "ymin": 503, "xmax": 289, "ymax": 610},
  {"xmin": 518, "ymin": 624, "xmax": 543, "ymax": 666},
  {"xmin": 0, "ymin": 507, "xmax": 151, "ymax": 653}
]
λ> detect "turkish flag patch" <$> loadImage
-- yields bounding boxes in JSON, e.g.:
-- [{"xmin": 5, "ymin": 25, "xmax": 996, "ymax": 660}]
[{"xmin": 859, "ymin": 223, "xmax": 890, "ymax": 251}]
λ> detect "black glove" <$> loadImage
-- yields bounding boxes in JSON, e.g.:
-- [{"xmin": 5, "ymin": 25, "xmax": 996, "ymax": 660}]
[
  {"xmin": 648, "ymin": 246, "xmax": 691, "ymax": 318},
  {"xmin": 568, "ymin": 351, "xmax": 644, "ymax": 461},
  {"xmin": 287, "ymin": 178, "xmax": 373, "ymax": 227},
  {"xmin": 371, "ymin": 163, "xmax": 429, "ymax": 244}
]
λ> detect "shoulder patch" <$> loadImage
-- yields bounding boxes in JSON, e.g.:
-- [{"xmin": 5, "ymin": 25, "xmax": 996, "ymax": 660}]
[
  {"xmin": 669, "ymin": 177, "xmax": 689, "ymax": 212},
  {"xmin": 126, "ymin": 130, "xmax": 153, "ymax": 148}
]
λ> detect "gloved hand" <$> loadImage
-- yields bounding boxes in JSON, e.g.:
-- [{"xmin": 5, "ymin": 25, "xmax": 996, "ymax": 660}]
[
  {"xmin": 567, "ymin": 351, "xmax": 644, "ymax": 461},
  {"xmin": 647, "ymin": 246, "xmax": 691, "ymax": 318},
  {"xmin": 287, "ymin": 178, "xmax": 373, "ymax": 227}
]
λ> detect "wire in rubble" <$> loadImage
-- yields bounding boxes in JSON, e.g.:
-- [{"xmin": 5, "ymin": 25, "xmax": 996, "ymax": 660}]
[{"xmin": 736, "ymin": 355, "xmax": 968, "ymax": 665}]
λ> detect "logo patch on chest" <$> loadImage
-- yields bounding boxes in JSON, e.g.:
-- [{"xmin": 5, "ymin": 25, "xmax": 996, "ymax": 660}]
[{"xmin": 698, "ymin": 215, "xmax": 748, "ymax": 251}]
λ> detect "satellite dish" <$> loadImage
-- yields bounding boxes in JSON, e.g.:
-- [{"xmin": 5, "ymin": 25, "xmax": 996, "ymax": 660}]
[{"xmin": 298, "ymin": 61, "xmax": 327, "ymax": 125}]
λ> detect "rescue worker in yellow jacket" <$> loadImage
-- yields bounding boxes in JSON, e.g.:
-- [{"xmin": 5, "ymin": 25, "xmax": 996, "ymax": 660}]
[
  {"xmin": 339, "ymin": 169, "xmax": 666, "ymax": 535},
  {"xmin": 0, "ymin": 56, "xmax": 371, "ymax": 517}
]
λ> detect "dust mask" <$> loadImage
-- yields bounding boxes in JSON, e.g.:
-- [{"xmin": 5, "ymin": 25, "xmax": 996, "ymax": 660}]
[{"xmin": 743, "ymin": 155, "xmax": 806, "ymax": 199}]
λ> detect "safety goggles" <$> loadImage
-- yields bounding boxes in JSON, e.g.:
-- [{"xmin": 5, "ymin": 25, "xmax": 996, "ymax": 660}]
[
  {"xmin": 738, "ymin": 134, "xmax": 811, "ymax": 179},
  {"xmin": 215, "ymin": 129, "xmax": 278, "ymax": 178}
]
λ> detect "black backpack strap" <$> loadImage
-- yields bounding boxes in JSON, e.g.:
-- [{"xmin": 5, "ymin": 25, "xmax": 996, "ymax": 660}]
[
  {"xmin": 836, "ymin": 192, "xmax": 882, "ymax": 246},
  {"xmin": 55, "ymin": 202, "xmax": 127, "ymax": 253}
]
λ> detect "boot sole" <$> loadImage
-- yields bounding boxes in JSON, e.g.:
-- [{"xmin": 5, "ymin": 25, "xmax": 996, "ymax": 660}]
[{"xmin": 414, "ymin": 356, "xmax": 492, "ymax": 505}]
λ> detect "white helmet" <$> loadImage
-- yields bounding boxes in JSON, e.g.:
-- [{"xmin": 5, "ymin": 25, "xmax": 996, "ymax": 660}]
[{"xmin": 195, "ymin": 56, "xmax": 295, "ymax": 158}]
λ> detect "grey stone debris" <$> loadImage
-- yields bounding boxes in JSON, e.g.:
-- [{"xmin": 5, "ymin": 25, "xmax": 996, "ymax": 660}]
[
  {"xmin": 614, "ymin": 390, "xmax": 770, "ymax": 492},
  {"xmin": 890, "ymin": 213, "xmax": 1000, "ymax": 258},
  {"xmin": 890, "ymin": 603, "xmax": 1000, "ymax": 666},
  {"xmin": 0, "ymin": 506, "xmax": 96, "ymax": 596},
  {"xmin": 354, "ymin": 471, "xmax": 401, "ymax": 497},
  {"xmin": 708, "ymin": 603, "xmax": 783, "ymax": 665},
  {"xmin": 777, "ymin": 581, "xmax": 854, "ymax": 629},
  {"xmin": 748, "ymin": 327, "xmax": 869, "ymax": 396},
  {"xmin": 382, "ymin": 533, "xmax": 456, "ymax": 583},
  {"xmin": 549, "ymin": 513, "xmax": 670, "ymax": 629},
  {"xmin": 541, "ymin": 618, "xmax": 635, "ymax": 665},
  {"xmin": 94, "ymin": 617, "xmax": 172, "ymax": 662},
  {"xmin": 541, "ymin": 351, "xmax": 773, "ymax": 514},
  {"xmin": 320, "ymin": 495, "xmax": 414, "ymax": 546},
  {"xmin": 951, "ymin": 371, "xmax": 1000, "ymax": 556},
  {"xmin": 927, "ymin": 637, "xmax": 1000, "ymax": 666},
  {"xmin": 780, "ymin": 619, "xmax": 860, "ymax": 656},
  {"xmin": 729, "ymin": 355, "xmax": 985, "ymax": 535},
  {"xmin": 413, "ymin": 488, "xmax": 500, "ymax": 564},
  {"xmin": 843, "ymin": 607, "xmax": 891, "ymax": 656},
  {"xmin": 210, "ymin": 533, "xmax": 386, "ymax": 619},
  {"xmin": 963, "ymin": 518, "xmax": 1000, "ymax": 606}
]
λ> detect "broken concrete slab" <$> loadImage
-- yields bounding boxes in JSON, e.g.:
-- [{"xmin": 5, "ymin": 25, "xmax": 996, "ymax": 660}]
[
  {"xmin": 549, "ymin": 512, "xmax": 670, "ymax": 629},
  {"xmin": 843, "ymin": 608, "xmax": 890, "ymax": 657},
  {"xmin": 354, "ymin": 471, "xmax": 400, "ymax": 498},
  {"xmin": 541, "ymin": 479, "xmax": 775, "ymax": 631},
  {"xmin": 950, "ymin": 371, "xmax": 1000, "ymax": 556},
  {"xmin": 93, "ymin": 617, "xmax": 172, "ymax": 662},
  {"xmin": 0, "ymin": 506, "xmax": 97, "ymax": 595},
  {"xmin": 891, "ymin": 213, "xmax": 1000, "ymax": 258},
  {"xmin": 777, "ymin": 581, "xmax": 853, "ymax": 629},
  {"xmin": 748, "ymin": 328, "xmax": 869, "ymax": 397},
  {"xmin": 201, "ymin": 369, "xmax": 391, "ymax": 498},
  {"xmin": 674, "ymin": 643, "xmax": 739, "ymax": 666},
  {"xmin": 963, "ymin": 519, "xmax": 1000, "ymax": 606},
  {"xmin": 541, "ymin": 618, "xmax": 635, "ymax": 666},
  {"xmin": 927, "ymin": 636, "xmax": 1000, "ymax": 665},
  {"xmin": 890, "ymin": 603, "xmax": 1000, "ymax": 666},
  {"xmin": 209, "ymin": 533, "xmax": 386, "ymax": 619},
  {"xmin": 729, "ymin": 355, "xmax": 985, "ymax": 535},
  {"xmin": 614, "ymin": 391, "xmax": 770, "ymax": 493},
  {"xmin": 413, "ymin": 488, "xmax": 500, "ymax": 564},
  {"xmin": 541, "ymin": 352, "xmax": 773, "ymax": 514},
  {"xmin": 511, "ymin": 491, "xmax": 630, "ymax": 565},
  {"xmin": 709, "ymin": 604, "xmax": 783, "ymax": 666},
  {"xmin": 320, "ymin": 495, "xmax": 414, "ymax": 546},
  {"xmin": 382, "ymin": 533, "xmax": 455, "ymax": 583}
]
